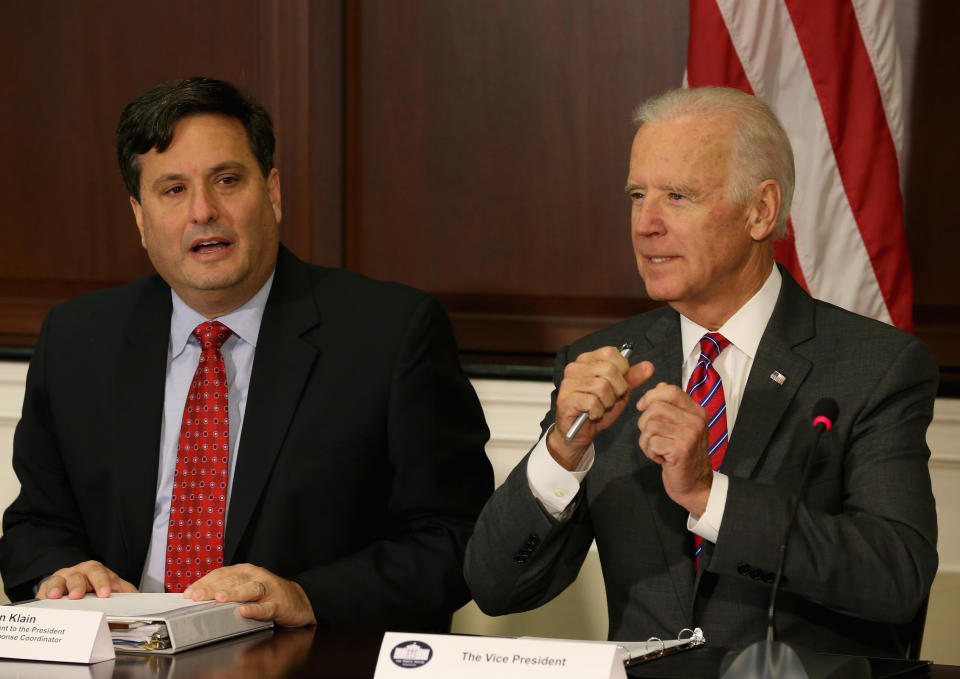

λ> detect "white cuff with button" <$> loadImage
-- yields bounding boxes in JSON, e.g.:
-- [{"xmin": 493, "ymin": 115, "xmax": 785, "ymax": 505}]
[{"xmin": 527, "ymin": 425, "xmax": 595, "ymax": 519}]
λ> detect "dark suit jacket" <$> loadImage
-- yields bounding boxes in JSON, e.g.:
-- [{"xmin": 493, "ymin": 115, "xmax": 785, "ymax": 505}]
[
  {"xmin": 1, "ymin": 245, "xmax": 494, "ymax": 632},
  {"xmin": 465, "ymin": 268, "xmax": 938, "ymax": 656}
]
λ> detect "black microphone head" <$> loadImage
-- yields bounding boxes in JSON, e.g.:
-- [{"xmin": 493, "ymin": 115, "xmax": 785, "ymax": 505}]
[{"xmin": 812, "ymin": 398, "xmax": 839, "ymax": 430}]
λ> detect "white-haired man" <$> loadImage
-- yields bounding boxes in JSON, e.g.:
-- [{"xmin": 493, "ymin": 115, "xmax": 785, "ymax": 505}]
[{"xmin": 465, "ymin": 87, "xmax": 938, "ymax": 658}]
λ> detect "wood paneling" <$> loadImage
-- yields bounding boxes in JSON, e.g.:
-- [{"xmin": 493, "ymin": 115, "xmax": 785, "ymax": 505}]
[
  {"xmin": 349, "ymin": 0, "xmax": 686, "ymax": 358},
  {"xmin": 1, "ymin": 0, "xmax": 958, "ymax": 385},
  {"xmin": 259, "ymin": 0, "xmax": 345, "ymax": 267},
  {"xmin": 350, "ymin": 1, "xmax": 685, "ymax": 296},
  {"xmin": 1, "ymin": 1, "xmax": 262, "ymax": 287},
  {"xmin": 904, "ymin": 2, "xmax": 960, "ymax": 385},
  {"xmin": 0, "ymin": 0, "xmax": 342, "ymax": 344}
]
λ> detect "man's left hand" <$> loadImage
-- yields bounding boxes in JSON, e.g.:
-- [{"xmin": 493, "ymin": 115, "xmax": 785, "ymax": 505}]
[
  {"xmin": 184, "ymin": 564, "xmax": 317, "ymax": 627},
  {"xmin": 636, "ymin": 382, "xmax": 713, "ymax": 515}
]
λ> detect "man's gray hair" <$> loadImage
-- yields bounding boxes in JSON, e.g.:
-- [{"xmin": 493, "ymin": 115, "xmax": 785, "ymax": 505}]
[{"xmin": 633, "ymin": 87, "xmax": 795, "ymax": 239}]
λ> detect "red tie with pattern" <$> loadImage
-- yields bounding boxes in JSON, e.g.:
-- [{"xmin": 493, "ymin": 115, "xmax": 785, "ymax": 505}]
[
  {"xmin": 686, "ymin": 332, "xmax": 731, "ymax": 569},
  {"xmin": 164, "ymin": 321, "xmax": 232, "ymax": 593}
]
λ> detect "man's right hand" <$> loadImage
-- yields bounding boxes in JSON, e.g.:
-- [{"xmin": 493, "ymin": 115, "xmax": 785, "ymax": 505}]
[
  {"xmin": 37, "ymin": 560, "xmax": 138, "ymax": 599},
  {"xmin": 548, "ymin": 346, "xmax": 654, "ymax": 470}
]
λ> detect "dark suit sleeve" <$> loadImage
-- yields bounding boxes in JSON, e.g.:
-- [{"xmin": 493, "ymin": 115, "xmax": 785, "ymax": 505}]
[
  {"xmin": 0, "ymin": 311, "xmax": 93, "ymax": 600},
  {"xmin": 710, "ymin": 337, "xmax": 939, "ymax": 624},
  {"xmin": 464, "ymin": 345, "xmax": 597, "ymax": 616},
  {"xmin": 289, "ymin": 295, "xmax": 494, "ymax": 631}
]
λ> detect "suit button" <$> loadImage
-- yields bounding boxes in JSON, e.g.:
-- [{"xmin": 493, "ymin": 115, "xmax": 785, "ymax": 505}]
[
  {"xmin": 738, "ymin": 563, "xmax": 751, "ymax": 576},
  {"xmin": 749, "ymin": 569, "xmax": 762, "ymax": 580},
  {"xmin": 513, "ymin": 554, "xmax": 529, "ymax": 564},
  {"xmin": 526, "ymin": 534, "xmax": 541, "ymax": 547},
  {"xmin": 763, "ymin": 572, "xmax": 775, "ymax": 584}
]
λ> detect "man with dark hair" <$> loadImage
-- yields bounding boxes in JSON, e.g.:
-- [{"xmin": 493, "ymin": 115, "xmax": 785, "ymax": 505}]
[
  {"xmin": 0, "ymin": 77, "xmax": 494, "ymax": 630},
  {"xmin": 465, "ymin": 87, "xmax": 938, "ymax": 656}
]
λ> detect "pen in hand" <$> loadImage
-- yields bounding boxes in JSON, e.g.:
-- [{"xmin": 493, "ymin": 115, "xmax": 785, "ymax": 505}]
[{"xmin": 564, "ymin": 342, "xmax": 634, "ymax": 443}]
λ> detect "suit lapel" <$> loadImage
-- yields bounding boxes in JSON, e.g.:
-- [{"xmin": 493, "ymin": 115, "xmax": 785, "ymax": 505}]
[
  {"xmin": 722, "ymin": 269, "xmax": 815, "ymax": 479},
  {"xmin": 225, "ymin": 248, "xmax": 322, "ymax": 562},
  {"xmin": 116, "ymin": 277, "xmax": 171, "ymax": 575},
  {"xmin": 635, "ymin": 310, "xmax": 699, "ymax": 623},
  {"xmin": 696, "ymin": 270, "xmax": 815, "ymax": 588},
  {"xmin": 694, "ymin": 270, "xmax": 815, "ymax": 602}
]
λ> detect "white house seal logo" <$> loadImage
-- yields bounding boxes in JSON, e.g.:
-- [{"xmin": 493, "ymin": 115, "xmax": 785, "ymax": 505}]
[{"xmin": 390, "ymin": 640, "xmax": 433, "ymax": 668}]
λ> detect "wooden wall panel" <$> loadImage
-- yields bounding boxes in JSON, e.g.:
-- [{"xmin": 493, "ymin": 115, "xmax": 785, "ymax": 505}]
[
  {"xmin": 259, "ymin": 0, "xmax": 345, "ymax": 267},
  {"xmin": 2, "ymin": 1, "xmax": 262, "ymax": 285},
  {"xmin": 904, "ymin": 2, "xmax": 960, "ymax": 389},
  {"xmin": 350, "ymin": 1, "xmax": 686, "ymax": 358},
  {"xmin": 0, "ymin": 0, "xmax": 342, "ymax": 345},
  {"xmin": 1, "ymin": 0, "xmax": 957, "ymax": 387}
]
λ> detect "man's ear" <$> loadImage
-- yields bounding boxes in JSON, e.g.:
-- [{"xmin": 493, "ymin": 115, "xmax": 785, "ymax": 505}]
[
  {"xmin": 267, "ymin": 168, "xmax": 282, "ymax": 224},
  {"xmin": 747, "ymin": 179, "xmax": 782, "ymax": 241},
  {"xmin": 130, "ymin": 196, "xmax": 146, "ymax": 248}
]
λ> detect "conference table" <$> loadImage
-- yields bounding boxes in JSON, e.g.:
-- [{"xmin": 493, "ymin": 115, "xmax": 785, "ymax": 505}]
[{"xmin": 1, "ymin": 626, "xmax": 958, "ymax": 678}]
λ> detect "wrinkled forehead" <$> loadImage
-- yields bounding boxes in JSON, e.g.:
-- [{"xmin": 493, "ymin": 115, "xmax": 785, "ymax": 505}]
[{"xmin": 628, "ymin": 114, "xmax": 736, "ymax": 188}]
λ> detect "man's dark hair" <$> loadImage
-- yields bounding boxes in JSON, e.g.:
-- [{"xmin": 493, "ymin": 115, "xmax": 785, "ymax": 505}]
[{"xmin": 116, "ymin": 77, "xmax": 275, "ymax": 201}]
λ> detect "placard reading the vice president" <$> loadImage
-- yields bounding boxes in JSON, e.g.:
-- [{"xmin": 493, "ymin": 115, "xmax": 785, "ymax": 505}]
[
  {"xmin": 375, "ymin": 632, "xmax": 626, "ymax": 679},
  {"xmin": 0, "ymin": 606, "xmax": 114, "ymax": 663}
]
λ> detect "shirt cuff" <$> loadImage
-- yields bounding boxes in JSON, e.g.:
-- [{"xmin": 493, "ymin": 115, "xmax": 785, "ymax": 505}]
[
  {"xmin": 526, "ymin": 425, "xmax": 595, "ymax": 519},
  {"xmin": 687, "ymin": 470, "xmax": 728, "ymax": 543}
]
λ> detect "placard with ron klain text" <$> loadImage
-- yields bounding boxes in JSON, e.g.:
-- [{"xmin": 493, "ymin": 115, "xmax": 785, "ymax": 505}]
[{"xmin": 0, "ymin": 605, "xmax": 114, "ymax": 664}]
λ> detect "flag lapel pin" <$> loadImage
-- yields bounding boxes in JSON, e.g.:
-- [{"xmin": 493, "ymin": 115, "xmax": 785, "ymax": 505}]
[{"xmin": 769, "ymin": 371, "xmax": 786, "ymax": 385}]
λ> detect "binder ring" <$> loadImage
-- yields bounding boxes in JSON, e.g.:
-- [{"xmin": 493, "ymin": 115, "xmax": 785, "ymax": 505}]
[{"xmin": 645, "ymin": 636, "xmax": 666, "ymax": 656}]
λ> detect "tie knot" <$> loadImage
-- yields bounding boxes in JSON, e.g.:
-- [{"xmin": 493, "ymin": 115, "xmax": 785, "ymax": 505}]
[
  {"xmin": 698, "ymin": 332, "xmax": 730, "ymax": 363},
  {"xmin": 193, "ymin": 321, "xmax": 233, "ymax": 351}
]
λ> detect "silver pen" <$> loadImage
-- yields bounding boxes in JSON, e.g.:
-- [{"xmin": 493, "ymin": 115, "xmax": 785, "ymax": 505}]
[{"xmin": 564, "ymin": 342, "xmax": 634, "ymax": 443}]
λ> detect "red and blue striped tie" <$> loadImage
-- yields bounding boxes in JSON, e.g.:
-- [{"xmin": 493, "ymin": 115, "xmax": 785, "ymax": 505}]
[{"xmin": 686, "ymin": 332, "xmax": 730, "ymax": 568}]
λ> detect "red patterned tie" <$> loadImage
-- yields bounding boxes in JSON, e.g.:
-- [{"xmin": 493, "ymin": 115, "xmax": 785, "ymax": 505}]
[
  {"xmin": 164, "ymin": 321, "xmax": 232, "ymax": 593},
  {"xmin": 686, "ymin": 332, "xmax": 730, "ymax": 568}
]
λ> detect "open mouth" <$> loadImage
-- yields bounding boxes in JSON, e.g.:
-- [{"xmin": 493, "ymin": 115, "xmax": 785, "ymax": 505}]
[
  {"xmin": 191, "ymin": 239, "xmax": 231, "ymax": 254},
  {"xmin": 648, "ymin": 256, "xmax": 674, "ymax": 263}
]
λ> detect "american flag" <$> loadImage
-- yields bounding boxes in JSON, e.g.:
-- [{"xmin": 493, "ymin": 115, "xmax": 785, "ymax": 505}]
[{"xmin": 686, "ymin": 0, "xmax": 913, "ymax": 331}]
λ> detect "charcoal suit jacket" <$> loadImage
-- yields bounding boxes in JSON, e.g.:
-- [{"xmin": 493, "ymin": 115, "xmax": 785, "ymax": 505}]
[
  {"xmin": 1, "ymin": 245, "xmax": 494, "ymax": 632},
  {"xmin": 465, "ymin": 267, "xmax": 938, "ymax": 656}
]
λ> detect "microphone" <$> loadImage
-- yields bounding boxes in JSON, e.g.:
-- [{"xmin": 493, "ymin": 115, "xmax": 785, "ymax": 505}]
[
  {"xmin": 720, "ymin": 398, "xmax": 869, "ymax": 679},
  {"xmin": 765, "ymin": 399, "xmax": 838, "ymax": 643},
  {"xmin": 811, "ymin": 398, "xmax": 838, "ymax": 433}
]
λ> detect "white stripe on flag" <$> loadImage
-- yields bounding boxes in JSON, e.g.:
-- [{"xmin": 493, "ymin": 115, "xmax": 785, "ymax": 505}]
[
  {"xmin": 850, "ymin": 0, "xmax": 903, "ymax": 162},
  {"xmin": 714, "ymin": 0, "xmax": 892, "ymax": 325},
  {"xmin": 686, "ymin": 0, "xmax": 912, "ymax": 329}
]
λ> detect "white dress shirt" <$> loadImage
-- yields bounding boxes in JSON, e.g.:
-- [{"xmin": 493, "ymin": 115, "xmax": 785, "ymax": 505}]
[
  {"xmin": 527, "ymin": 266, "xmax": 782, "ymax": 545},
  {"xmin": 139, "ymin": 274, "xmax": 274, "ymax": 592}
]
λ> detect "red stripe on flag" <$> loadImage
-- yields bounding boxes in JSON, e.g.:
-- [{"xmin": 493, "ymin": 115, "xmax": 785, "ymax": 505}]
[
  {"xmin": 687, "ymin": 0, "xmax": 754, "ymax": 92},
  {"xmin": 687, "ymin": 0, "xmax": 810, "ymax": 292},
  {"xmin": 783, "ymin": 0, "xmax": 913, "ymax": 331}
]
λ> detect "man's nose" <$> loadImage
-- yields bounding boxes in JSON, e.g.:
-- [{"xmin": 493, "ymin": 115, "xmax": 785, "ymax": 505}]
[
  {"xmin": 190, "ymin": 185, "xmax": 219, "ymax": 224},
  {"xmin": 632, "ymin": 201, "xmax": 664, "ymax": 236}
]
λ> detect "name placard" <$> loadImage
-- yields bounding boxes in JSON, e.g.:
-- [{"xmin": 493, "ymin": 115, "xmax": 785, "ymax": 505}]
[
  {"xmin": 374, "ymin": 632, "xmax": 626, "ymax": 679},
  {"xmin": 0, "ymin": 606, "xmax": 114, "ymax": 664}
]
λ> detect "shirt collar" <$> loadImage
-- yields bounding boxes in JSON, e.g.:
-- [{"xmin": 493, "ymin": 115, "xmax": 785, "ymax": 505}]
[
  {"xmin": 680, "ymin": 265, "xmax": 782, "ymax": 363},
  {"xmin": 169, "ymin": 271, "xmax": 276, "ymax": 359}
]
